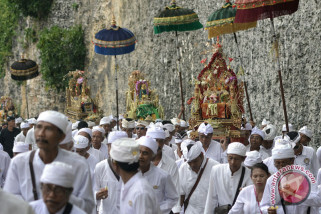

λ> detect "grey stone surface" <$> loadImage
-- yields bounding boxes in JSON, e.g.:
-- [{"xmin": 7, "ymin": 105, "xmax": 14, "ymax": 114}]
[{"xmin": 0, "ymin": 0, "xmax": 320, "ymax": 146}]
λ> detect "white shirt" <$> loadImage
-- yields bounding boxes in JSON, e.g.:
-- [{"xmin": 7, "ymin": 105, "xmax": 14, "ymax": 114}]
[
  {"xmin": 88, "ymin": 147, "xmax": 105, "ymax": 162},
  {"xmin": 260, "ymin": 146, "xmax": 272, "ymax": 157},
  {"xmin": 96, "ymin": 142, "xmax": 108, "ymax": 159},
  {"xmin": 204, "ymin": 164, "xmax": 252, "ymax": 214},
  {"xmin": 120, "ymin": 172, "xmax": 161, "ymax": 214},
  {"xmin": 94, "ymin": 159, "xmax": 121, "ymax": 214},
  {"xmin": 163, "ymin": 145, "xmax": 176, "ymax": 160},
  {"xmin": 142, "ymin": 164, "xmax": 179, "ymax": 214},
  {"xmin": 175, "ymin": 158, "xmax": 185, "ymax": 169},
  {"xmin": 14, "ymin": 131, "xmax": 26, "ymax": 143},
  {"xmin": 259, "ymin": 149, "xmax": 270, "ymax": 160},
  {"xmin": 180, "ymin": 158, "xmax": 219, "ymax": 214},
  {"xmin": 263, "ymin": 157, "xmax": 278, "ymax": 174},
  {"xmin": 203, "ymin": 140, "xmax": 223, "ymax": 163},
  {"xmin": 229, "ymin": 185, "xmax": 263, "ymax": 214},
  {"xmin": 4, "ymin": 148, "xmax": 94, "ymax": 214},
  {"xmin": 86, "ymin": 154, "xmax": 99, "ymax": 182},
  {"xmin": 295, "ymin": 146, "xmax": 319, "ymax": 177},
  {"xmin": 25, "ymin": 128, "xmax": 37, "ymax": 150},
  {"xmin": 30, "ymin": 199, "xmax": 85, "ymax": 214},
  {"xmin": 157, "ymin": 153, "xmax": 181, "ymax": 213},
  {"xmin": 0, "ymin": 188, "xmax": 35, "ymax": 214},
  {"xmin": 0, "ymin": 150, "xmax": 10, "ymax": 188}
]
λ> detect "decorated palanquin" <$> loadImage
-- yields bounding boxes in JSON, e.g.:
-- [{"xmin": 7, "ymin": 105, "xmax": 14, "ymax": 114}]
[
  {"xmin": 126, "ymin": 70, "xmax": 164, "ymax": 120},
  {"xmin": 188, "ymin": 43, "xmax": 245, "ymax": 139},
  {"xmin": 65, "ymin": 70, "xmax": 101, "ymax": 121},
  {"xmin": 0, "ymin": 96, "xmax": 17, "ymax": 122}
]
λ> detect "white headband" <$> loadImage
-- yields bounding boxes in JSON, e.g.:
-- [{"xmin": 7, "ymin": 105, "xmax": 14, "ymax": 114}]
[
  {"xmin": 37, "ymin": 111, "xmax": 68, "ymax": 134},
  {"xmin": 138, "ymin": 136, "xmax": 158, "ymax": 154},
  {"xmin": 40, "ymin": 162, "xmax": 74, "ymax": 188},
  {"xmin": 182, "ymin": 141, "xmax": 203, "ymax": 162},
  {"xmin": 198, "ymin": 123, "xmax": 213, "ymax": 135}
]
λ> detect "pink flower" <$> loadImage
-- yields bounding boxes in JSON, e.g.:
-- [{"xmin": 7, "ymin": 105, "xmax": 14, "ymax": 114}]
[{"xmin": 77, "ymin": 77, "xmax": 84, "ymax": 84}]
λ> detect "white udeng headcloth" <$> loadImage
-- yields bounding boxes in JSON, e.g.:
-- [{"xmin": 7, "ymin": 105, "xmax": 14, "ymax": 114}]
[
  {"xmin": 93, "ymin": 126, "xmax": 106, "ymax": 136},
  {"xmin": 244, "ymin": 151, "xmax": 262, "ymax": 167},
  {"xmin": 110, "ymin": 138, "xmax": 140, "ymax": 164},
  {"xmin": 37, "ymin": 111, "xmax": 69, "ymax": 134},
  {"xmin": 122, "ymin": 119, "xmax": 135, "ymax": 129},
  {"xmin": 197, "ymin": 123, "xmax": 213, "ymax": 135},
  {"xmin": 227, "ymin": 142, "xmax": 247, "ymax": 157},
  {"xmin": 250, "ymin": 127, "xmax": 265, "ymax": 140},
  {"xmin": 182, "ymin": 141, "xmax": 203, "ymax": 162},
  {"xmin": 78, "ymin": 128, "xmax": 93, "ymax": 138},
  {"xmin": 138, "ymin": 136, "xmax": 158, "ymax": 154},
  {"xmin": 60, "ymin": 122, "xmax": 73, "ymax": 145},
  {"xmin": 13, "ymin": 142, "xmax": 29, "ymax": 153},
  {"xmin": 163, "ymin": 124, "xmax": 175, "ymax": 132},
  {"xmin": 40, "ymin": 162, "xmax": 74, "ymax": 188},
  {"xmin": 107, "ymin": 131, "xmax": 128, "ymax": 144},
  {"xmin": 146, "ymin": 123, "xmax": 165, "ymax": 139},
  {"xmin": 299, "ymin": 126, "xmax": 312, "ymax": 139},
  {"xmin": 272, "ymin": 137, "xmax": 295, "ymax": 160},
  {"xmin": 73, "ymin": 135, "xmax": 89, "ymax": 149},
  {"xmin": 263, "ymin": 124, "xmax": 277, "ymax": 141}
]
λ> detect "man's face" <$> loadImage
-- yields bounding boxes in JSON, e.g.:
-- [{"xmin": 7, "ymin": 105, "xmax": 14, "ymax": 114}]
[
  {"xmin": 250, "ymin": 134, "xmax": 263, "ymax": 151},
  {"xmin": 155, "ymin": 138, "xmax": 165, "ymax": 153},
  {"xmin": 92, "ymin": 131, "xmax": 103, "ymax": 148},
  {"xmin": 7, "ymin": 120, "xmax": 15, "ymax": 128},
  {"xmin": 188, "ymin": 154, "xmax": 203, "ymax": 173},
  {"xmin": 75, "ymin": 146, "xmax": 89, "ymax": 157},
  {"xmin": 35, "ymin": 121, "xmax": 65, "ymax": 151},
  {"xmin": 227, "ymin": 154, "xmax": 245, "ymax": 173},
  {"xmin": 199, "ymin": 133, "xmax": 213, "ymax": 145},
  {"xmin": 299, "ymin": 133, "xmax": 311, "ymax": 146},
  {"xmin": 22, "ymin": 127, "xmax": 30, "ymax": 136},
  {"xmin": 42, "ymin": 183, "xmax": 71, "ymax": 214},
  {"xmin": 274, "ymin": 158, "xmax": 295, "ymax": 170},
  {"xmin": 101, "ymin": 124, "xmax": 110, "ymax": 134},
  {"xmin": 122, "ymin": 128, "xmax": 134, "ymax": 138},
  {"xmin": 262, "ymin": 140, "xmax": 273, "ymax": 150},
  {"xmin": 139, "ymin": 146, "xmax": 154, "ymax": 169},
  {"xmin": 242, "ymin": 130, "xmax": 251, "ymax": 146},
  {"xmin": 175, "ymin": 125, "xmax": 180, "ymax": 133},
  {"xmin": 136, "ymin": 126, "xmax": 147, "ymax": 138}
]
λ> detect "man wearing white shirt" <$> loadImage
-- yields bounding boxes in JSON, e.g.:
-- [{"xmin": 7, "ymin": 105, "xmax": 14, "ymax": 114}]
[
  {"xmin": 261, "ymin": 123, "xmax": 277, "ymax": 156},
  {"xmin": 100, "ymin": 117, "xmax": 111, "ymax": 139},
  {"xmin": 121, "ymin": 118, "xmax": 136, "ymax": 138},
  {"xmin": 0, "ymin": 149, "xmax": 10, "ymax": 187},
  {"xmin": 197, "ymin": 122, "xmax": 223, "ymax": 163},
  {"xmin": 204, "ymin": 142, "xmax": 252, "ymax": 214},
  {"xmin": 25, "ymin": 127, "xmax": 36, "ymax": 150},
  {"xmin": 94, "ymin": 131, "xmax": 128, "ymax": 214},
  {"xmin": 249, "ymin": 127, "xmax": 269, "ymax": 160},
  {"xmin": 138, "ymin": 136, "xmax": 179, "ymax": 214},
  {"xmin": 59, "ymin": 123, "xmax": 74, "ymax": 151},
  {"xmin": 147, "ymin": 124, "xmax": 181, "ymax": 213},
  {"xmin": 110, "ymin": 138, "xmax": 161, "ymax": 214},
  {"xmin": 298, "ymin": 126, "xmax": 313, "ymax": 147},
  {"xmin": 4, "ymin": 111, "xmax": 94, "ymax": 214},
  {"xmin": 78, "ymin": 128, "xmax": 105, "ymax": 161},
  {"xmin": 14, "ymin": 122, "xmax": 30, "ymax": 143},
  {"xmin": 92, "ymin": 126, "xmax": 108, "ymax": 159},
  {"xmin": 179, "ymin": 141, "xmax": 219, "ymax": 214},
  {"xmin": 30, "ymin": 162, "xmax": 85, "ymax": 214},
  {"xmin": 135, "ymin": 120, "xmax": 149, "ymax": 139}
]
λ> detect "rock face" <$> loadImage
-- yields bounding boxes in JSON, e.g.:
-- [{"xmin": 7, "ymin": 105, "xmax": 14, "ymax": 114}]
[{"xmin": 0, "ymin": 1, "xmax": 320, "ymax": 146}]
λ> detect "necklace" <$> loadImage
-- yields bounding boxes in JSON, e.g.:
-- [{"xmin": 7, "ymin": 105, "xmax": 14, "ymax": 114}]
[{"xmin": 254, "ymin": 186, "xmax": 263, "ymax": 214}]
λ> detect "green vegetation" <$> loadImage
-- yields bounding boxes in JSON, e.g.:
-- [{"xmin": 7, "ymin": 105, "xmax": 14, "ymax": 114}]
[
  {"xmin": 72, "ymin": 3, "xmax": 79, "ymax": 11},
  {"xmin": 10, "ymin": 0, "xmax": 54, "ymax": 19},
  {"xmin": 37, "ymin": 25, "xmax": 86, "ymax": 92},
  {"xmin": 0, "ymin": 0, "xmax": 19, "ymax": 78}
]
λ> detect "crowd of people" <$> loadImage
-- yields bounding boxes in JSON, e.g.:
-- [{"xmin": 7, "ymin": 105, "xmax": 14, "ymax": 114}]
[{"xmin": 0, "ymin": 110, "xmax": 321, "ymax": 214}]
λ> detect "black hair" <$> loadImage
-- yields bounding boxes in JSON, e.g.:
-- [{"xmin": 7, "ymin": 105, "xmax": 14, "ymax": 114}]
[
  {"xmin": 186, "ymin": 144, "xmax": 194, "ymax": 152},
  {"xmin": 162, "ymin": 120, "xmax": 173, "ymax": 125},
  {"xmin": 77, "ymin": 121, "xmax": 88, "ymax": 129},
  {"xmin": 125, "ymin": 118, "xmax": 133, "ymax": 121},
  {"xmin": 287, "ymin": 131, "xmax": 300, "ymax": 140},
  {"xmin": 115, "ymin": 161, "xmax": 139, "ymax": 172},
  {"xmin": 251, "ymin": 163, "xmax": 270, "ymax": 176}
]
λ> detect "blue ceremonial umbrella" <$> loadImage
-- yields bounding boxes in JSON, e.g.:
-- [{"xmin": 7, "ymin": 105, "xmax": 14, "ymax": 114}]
[{"xmin": 93, "ymin": 16, "xmax": 136, "ymax": 130}]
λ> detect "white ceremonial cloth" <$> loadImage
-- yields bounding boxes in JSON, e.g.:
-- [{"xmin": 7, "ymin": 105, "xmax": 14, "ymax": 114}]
[
  {"xmin": 0, "ymin": 150, "xmax": 10, "ymax": 188},
  {"xmin": 4, "ymin": 148, "xmax": 94, "ymax": 214},
  {"xmin": 30, "ymin": 199, "xmax": 85, "ymax": 214},
  {"xmin": 163, "ymin": 144, "xmax": 176, "ymax": 160},
  {"xmin": 94, "ymin": 159, "xmax": 121, "ymax": 214},
  {"xmin": 204, "ymin": 164, "xmax": 252, "ymax": 214},
  {"xmin": 25, "ymin": 127, "xmax": 37, "ymax": 150},
  {"xmin": 14, "ymin": 131, "xmax": 26, "ymax": 143},
  {"xmin": 263, "ymin": 157, "xmax": 278, "ymax": 175},
  {"xmin": 259, "ymin": 149, "xmax": 270, "ymax": 160},
  {"xmin": 0, "ymin": 188, "xmax": 35, "ymax": 214},
  {"xmin": 260, "ymin": 146, "xmax": 272, "ymax": 157},
  {"xmin": 316, "ymin": 147, "xmax": 321, "ymax": 168},
  {"xmin": 86, "ymin": 154, "xmax": 99, "ymax": 182},
  {"xmin": 176, "ymin": 158, "xmax": 185, "ymax": 169},
  {"xmin": 88, "ymin": 147, "xmax": 105, "ymax": 161},
  {"xmin": 203, "ymin": 140, "xmax": 223, "ymax": 163},
  {"xmin": 120, "ymin": 172, "xmax": 161, "ymax": 214},
  {"xmin": 295, "ymin": 146, "xmax": 319, "ymax": 177},
  {"xmin": 179, "ymin": 158, "xmax": 219, "ymax": 214},
  {"xmin": 229, "ymin": 185, "xmax": 263, "ymax": 214},
  {"xmin": 157, "ymin": 153, "xmax": 181, "ymax": 213},
  {"xmin": 142, "ymin": 164, "xmax": 179, "ymax": 214}
]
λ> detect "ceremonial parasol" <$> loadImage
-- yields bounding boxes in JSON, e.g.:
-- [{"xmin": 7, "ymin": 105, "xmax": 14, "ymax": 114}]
[
  {"xmin": 10, "ymin": 56, "xmax": 39, "ymax": 118},
  {"xmin": 93, "ymin": 15, "xmax": 136, "ymax": 130},
  {"xmin": 205, "ymin": 0, "xmax": 257, "ymax": 121},
  {"xmin": 234, "ymin": 0, "xmax": 300, "ymax": 132},
  {"xmin": 154, "ymin": 0, "xmax": 203, "ymax": 120}
]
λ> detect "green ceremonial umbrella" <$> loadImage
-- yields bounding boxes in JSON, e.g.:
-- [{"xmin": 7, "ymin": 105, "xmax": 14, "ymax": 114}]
[
  {"xmin": 154, "ymin": 0, "xmax": 203, "ymax": 120},
  {"xmin": 205, "ymin": 0, "xmax": 257, "ymax": 121}
]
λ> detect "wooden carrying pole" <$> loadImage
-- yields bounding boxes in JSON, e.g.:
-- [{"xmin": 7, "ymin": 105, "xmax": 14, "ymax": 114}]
[{"xmin": 175, "ymin": 31, "xmax": 185, "ymax": 120}]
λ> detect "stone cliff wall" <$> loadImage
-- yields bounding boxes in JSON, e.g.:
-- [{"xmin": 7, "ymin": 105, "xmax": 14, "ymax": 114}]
[{"xmin": 0, "ymin": 0, "xmax": 320, "ymax": 146}]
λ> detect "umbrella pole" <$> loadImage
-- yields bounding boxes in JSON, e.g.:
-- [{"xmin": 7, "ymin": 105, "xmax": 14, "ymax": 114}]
[
  {"xmin": 269, "ymin": 18, "xmax": 289, "ymax": 132},
  {"xmin": 25, "ymin": 81, "xmax": 30, "ymax": 118},
  {"xmin": 115, "ymin": 55, "xmax": 119, "ymax": 130},
  {"xmin": 233, "ymin": 32, "xmax": 253, "ymax": 122},
  {"xmin": 175, "ymin": 31, "xmax": 185, "ymax": 120}
]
